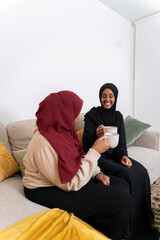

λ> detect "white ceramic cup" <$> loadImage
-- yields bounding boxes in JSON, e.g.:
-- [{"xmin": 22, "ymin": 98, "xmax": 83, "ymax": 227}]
[
  {"xmin": 105, "ymin": 132, "xmax": 119, "ymax": 148},
  {"xmin": 103, "ymin": 126, "xmax": 117, "ymax": 134}
]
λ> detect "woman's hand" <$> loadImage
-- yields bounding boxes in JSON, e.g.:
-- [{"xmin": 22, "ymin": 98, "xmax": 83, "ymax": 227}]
[
  {"xmin": 96, "ymin": 124, "xmax": 104, "ymax": 138},
  {"xmin": 91, "ymin": 135, "xmax": 109, "ymax": 154},
  {"xmin": 95, "ymin": 173, "xmax": 110, "ymax": 186},
  {"xmin": 121, "ymin": 156, "xmax": 132, "ymax": 168}
]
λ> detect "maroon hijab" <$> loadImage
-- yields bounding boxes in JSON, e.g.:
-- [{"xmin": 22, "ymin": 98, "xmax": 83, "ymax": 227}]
[{"xmin": 36, "ymin": 91, "xmax": 84, "ymax": 183}]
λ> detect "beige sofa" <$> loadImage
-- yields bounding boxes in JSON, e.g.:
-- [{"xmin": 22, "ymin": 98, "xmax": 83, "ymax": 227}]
[{"xmin": 0, "ymin": 113, "xmax": 160, "ymax": 231}]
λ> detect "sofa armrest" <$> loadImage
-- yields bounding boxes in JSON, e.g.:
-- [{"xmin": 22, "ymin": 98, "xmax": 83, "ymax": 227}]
[{"xmin": 132, "ymin": 130, "xmax": 160, "ymax": 151}]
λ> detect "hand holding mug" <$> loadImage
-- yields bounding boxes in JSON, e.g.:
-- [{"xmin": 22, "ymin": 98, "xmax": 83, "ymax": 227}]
[
  {"xmin": 96, "ymin": 125, "xmax": 104, "ymax": 138},
  {"xmin": 92, "ymin": 135, "xmax": 109, "ymax": 154},
  {"xmin": 105, "ymin": 133, "xmax": 119, "ymax": 148}
]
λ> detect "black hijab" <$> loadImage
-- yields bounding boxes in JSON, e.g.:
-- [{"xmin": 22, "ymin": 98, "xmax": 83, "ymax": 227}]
[
  {"xmin": 85, "ymin": 83, "xmax": 119, "ymax": 126},
  {"xmin": 99, "ymin": 83, "xmax": 118, "ymax": 125}
]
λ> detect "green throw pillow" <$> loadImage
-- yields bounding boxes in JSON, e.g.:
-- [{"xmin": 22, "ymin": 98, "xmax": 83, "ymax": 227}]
[
  {"xmin": 124, "ymin": 115, "xmax": 151, "ymax": 148},
  {"xmin": 12, "ymin": 149, "xmax": 27, "ymax": 176}
]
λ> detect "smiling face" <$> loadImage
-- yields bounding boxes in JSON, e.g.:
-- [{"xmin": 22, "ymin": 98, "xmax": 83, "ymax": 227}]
[{"xmin": 101, "ymin": 88, "xmax": 115, "ymax": 109}]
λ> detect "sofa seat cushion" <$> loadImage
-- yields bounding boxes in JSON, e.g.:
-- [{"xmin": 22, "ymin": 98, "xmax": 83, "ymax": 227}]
[
  {"xmin": 0, "ymin": 174, "xmax": 47, "ymax": 230},
  {"xmin": 128, "ymin": 146, "xmax": 160, "ymax": 184}
]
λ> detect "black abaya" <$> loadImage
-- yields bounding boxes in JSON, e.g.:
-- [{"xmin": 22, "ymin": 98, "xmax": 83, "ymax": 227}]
[
  {"xmin": 98, "ymin": 155, "xmax": 158, "ymax": 240},
  {"xmin": 24, "ymin": 176, "xmax": 132, "ymax": 240}
]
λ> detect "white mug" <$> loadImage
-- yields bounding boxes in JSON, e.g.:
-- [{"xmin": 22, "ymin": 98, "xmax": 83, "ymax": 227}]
[
  {"xmin": 103, "ymin": 126, "xmax": 117, "ymax": 134},
  {"xmin": 105, "ymin": 132, "xmax": 119, "ymax": 148}
]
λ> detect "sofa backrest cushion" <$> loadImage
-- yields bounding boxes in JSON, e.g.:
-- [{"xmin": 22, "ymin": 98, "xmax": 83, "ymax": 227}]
[
  {"xmin": 132, "ymin": 130, "xmax": 160, "ymax": 151},
  {"xmin": 0, "ymin": 122, "xmax": 11, "ymax": 152},
  {"xmin": 75, "ymin": 113, "xmax": 85, "ymax": 132},
  {"xmin": 7, "ymin": 119, "xmax": 36, "ymax": 151}
]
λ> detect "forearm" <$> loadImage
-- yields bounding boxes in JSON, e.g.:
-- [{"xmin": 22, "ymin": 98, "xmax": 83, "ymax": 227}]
[{"xmin": 58, "ymin": 148, "xmax": 101, "ymax": 191}]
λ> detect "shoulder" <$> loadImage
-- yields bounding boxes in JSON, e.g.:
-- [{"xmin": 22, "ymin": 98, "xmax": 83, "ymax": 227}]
[
  {"xmin": 115, "ymin": 111, "xmax": 124, "ymax": 123},
  {"xmin": 85, "ymin": 107, "xmax": 100, "ymax": 119},
  {"xmin": 115, "ymin": 111, "xmax": 123, "ymax": 118},
  {"xmin": 86, "ymin": 107, "xmax": 98, "ymax": 114},
  {"xmin": 27, "ymin": 130, "xmax": 52, "ymax": 154}
]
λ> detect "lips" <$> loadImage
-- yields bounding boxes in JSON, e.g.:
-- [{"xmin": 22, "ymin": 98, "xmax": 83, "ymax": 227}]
[{"xmin": 104, "ymin": 101, "xmax": 111, "ymax": 107}]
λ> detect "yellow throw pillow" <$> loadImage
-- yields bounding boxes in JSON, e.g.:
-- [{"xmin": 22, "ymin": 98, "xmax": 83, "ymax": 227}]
[
  {"xmin": 77, "ymin": 129, "xmax": 84, "ymax": 145},
  {"xmin": 0, "ymin": 142, "xmax": 20, "ymax": 181}
]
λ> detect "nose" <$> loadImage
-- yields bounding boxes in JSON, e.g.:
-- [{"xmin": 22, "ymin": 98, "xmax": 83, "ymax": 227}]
[{"xmin": 105, "ymin": 95, "xmax": 110, "ymax": 101}]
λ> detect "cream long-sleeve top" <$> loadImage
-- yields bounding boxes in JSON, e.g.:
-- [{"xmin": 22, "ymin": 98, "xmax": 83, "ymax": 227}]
[{"xmin": 23, "ymin": 125, "xmax": 101, "ymax": 191}]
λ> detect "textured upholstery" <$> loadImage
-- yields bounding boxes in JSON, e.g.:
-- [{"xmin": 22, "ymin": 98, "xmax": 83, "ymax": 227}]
[
  {"xmin": 0, "ymin": 175, "xmax": 47, "ymax": 230},
  {"xmin": 132, "ymin": 130, "xmax": 160, "ymax": 152},
  {"xmin": 0, "ymin": 122, "xmax": 11, "ymax": 152},
  {"xmin": 7, "ymin": 119, "xmax": 35, "ymax": 151},
  {"xmin": 75, "ymin": 113, "xmax": 85, "ymax": 132},
  {"xmin": 128, "ymin": 146, "xmax": 160, "ymax": 184}
]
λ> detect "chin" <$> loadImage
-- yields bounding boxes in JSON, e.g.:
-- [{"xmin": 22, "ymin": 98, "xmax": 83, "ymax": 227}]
[{"xmin": 103, "ymin": 106, "xmax": 111, "ymax": 109}]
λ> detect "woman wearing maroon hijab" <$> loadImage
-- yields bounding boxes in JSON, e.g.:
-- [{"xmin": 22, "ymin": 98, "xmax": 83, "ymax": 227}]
[{"xmin": 23, "ymin": 90, "xmax": 132, "ymax": 240}]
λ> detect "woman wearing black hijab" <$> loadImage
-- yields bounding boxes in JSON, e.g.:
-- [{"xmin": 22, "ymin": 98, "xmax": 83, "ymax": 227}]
[{"xmin": 83, "ymin": 83, "xmax": 159, "ymax": 240}]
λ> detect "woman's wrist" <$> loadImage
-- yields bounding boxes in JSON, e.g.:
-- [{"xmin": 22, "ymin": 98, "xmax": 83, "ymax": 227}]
[{"xmin": 95, "ymin": 172, "xmax": 103, "ymax": 179}]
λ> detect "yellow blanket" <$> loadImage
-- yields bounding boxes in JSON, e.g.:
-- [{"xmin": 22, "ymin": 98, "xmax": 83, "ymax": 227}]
[{"xmin": 0, "ymin": 208, "xmax": 110, "ymax": 240}]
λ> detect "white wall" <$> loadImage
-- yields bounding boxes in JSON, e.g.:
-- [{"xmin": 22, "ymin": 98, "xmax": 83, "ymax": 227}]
[
  {"xmin": 134, "ymin": 14, "xmax": 160, "ymax": 131},
  {"xmin": 0, "ymin": 0, "xmax": 133, "ymax": 125}
]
